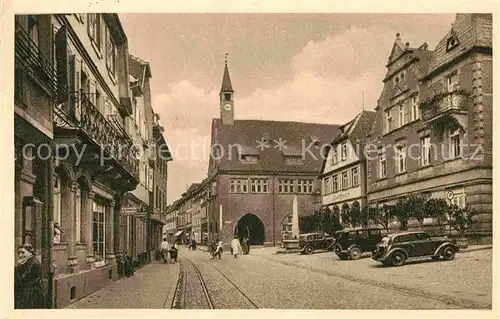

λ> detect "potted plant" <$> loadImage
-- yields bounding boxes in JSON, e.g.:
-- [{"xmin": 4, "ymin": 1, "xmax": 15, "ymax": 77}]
[{"xmin": 448, "ymin": 205, "xmax": 477, "ymax": 248}]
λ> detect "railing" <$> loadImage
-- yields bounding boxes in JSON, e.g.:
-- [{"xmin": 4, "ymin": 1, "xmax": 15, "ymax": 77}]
[
  {"xmin": 14, "ymin": 21, "xmax": 56, "ymax": 97},
  {"xmin": 54, "ymin": 90, "xmax": 140, "ymax": 180},
  {"xmin": 421, "ymin": 91, "xmax": 470, "ymax": 121}
]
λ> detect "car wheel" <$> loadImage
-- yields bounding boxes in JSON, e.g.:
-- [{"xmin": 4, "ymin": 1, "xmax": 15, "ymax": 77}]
[
  {"xmin": 391, "ymin": 251, "xmax": 406, "ymax": 267},
  {"xmin": 349, "ymin": 247, "xmax": 362, "ymax": 260},
  {"xmin": 337, "ymin": 253, "xmax": 348, "ymax": 260},
  {"xmin": 304, "ymin": 246, "xmax": 314, "ymax": 255},
  {"xmin": 442, "ymin": 246, "xmax": 456, "ymax": 261}
]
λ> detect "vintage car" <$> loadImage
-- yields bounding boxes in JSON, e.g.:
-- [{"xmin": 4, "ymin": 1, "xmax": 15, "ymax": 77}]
[
  {"xmin": 298, "ymin": 232, "xmax": 335, "ymax": 254},
  {"xmin": 371, "ymin": 231, "xmax": 459, "ymax": 267},
  {"xmin": 334, "ymin": 227, "xmax": 385, "ymax": 260}
]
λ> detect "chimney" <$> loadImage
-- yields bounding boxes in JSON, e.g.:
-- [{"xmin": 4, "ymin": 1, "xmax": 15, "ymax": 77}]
[
  {"xmin": 396, "ymin": 32, "xmax": 401, "ymax": 40},
  {"xmin": 405, "ymin": 42, "xmax": 410, "ymax": 49}
]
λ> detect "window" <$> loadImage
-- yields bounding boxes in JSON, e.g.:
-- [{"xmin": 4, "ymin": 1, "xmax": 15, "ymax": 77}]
[
  {"xmin": 285, "ymin": 156, "xmax": 303, "ymax": 165},
  {"xmin": 87, "ymin": 14, "xmax": 102, "ymax": 51},
  {"xmin": 278, "ymin": 179, "xmax": 295, "ymax": 194},
  {"xmin": 342, "ymin": 171, "xmax": 349, "ymax": 189},
  {"xmin": 332, "ymin": 175, "xmax": 338, "ymax": 192},
  {"xmin": 449, "ymin": 129, "xmax": 461, "ymax": 158},
  {"xmin": 93, "ymin": 202, "xmax": 105, "ymax": 267},
  {"xmin": 229, "ymin": 178, "xmax": 248, "ymax": 193},
  {"xmin": 296, "ymin": 180, "xmax": 314, "ymax": 194},
  {"xmin": 411, "ymin": 96, "xmax": 419, "ymax": 121},
  {"xmin": 53, "ymin": 174, "xmax": 62, "ymax": 243},
  {"xmin": 395, "ymin": 145, "xmax": 406, "ymax": 173},
  {"xmin": 241, "ymin": 155, "xmax": 258, "ymax": 163},
  {"xmin": 446, "ymin": 35, "xmax": 459, "ymax": 52},
  {"xmin": 251, "ymin": 178, "xmax": 269, "ymax": 193},
  {"xmin": 447, "ymin": 72, "xmax": 459, "ymax": 92},
  {"xmin": 224, "ymin": 93, "xmax": 231, "ymax": 101},
  {"xmin": 27, "ymin": 15, "xmax": 39, "ymax": 55},
  {"xmin": 75, "ymin": 184, "xmax": 82, "ymax": 243},
  {"xmin": 323, "ymin": 178, "xmax": 330, "ymax": 194},
  {"xmin": 385, "ymin": 109, "xmax": 392, "ymax": 133},
  {"xmin": 341, "ymin": 142, "xmax": 348, "ymax": 160},
  {"xmin": 449, "ymin": 191, "xmax": 466, "ymax": 208},
  {"xmin": 421, "ymin": 136, "xmax": 431, "ymax": 166},
  {"xmin": 106, "ymin": 28, "xmax": 116, "ymax": 75},
  {"xmin": 398, "ymin": 104, "xmax": 405, "ymax": 127},
  {"xmin": 379, "ymin": 153, "xmax": 387, "ymax": 179},
  {"xmin": 332, "ymin": 148, "xmax": 338, "ymax": 165},
  {"xmin": 352, "ymin": 167, "xmax": 359, "ymax": 187}
]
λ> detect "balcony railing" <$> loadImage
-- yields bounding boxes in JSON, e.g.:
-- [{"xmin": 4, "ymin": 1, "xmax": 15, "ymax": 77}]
[
  {"xmin": 420, "ymin": 91, "xmax": 470, "ymax": 122},
  {"xmin": 54, "ymin": 90, "xmax": 140, "ymax": 180},
  {"xmin": 14, "ymin": 21, "xmax": 56, "ymax": 99}
]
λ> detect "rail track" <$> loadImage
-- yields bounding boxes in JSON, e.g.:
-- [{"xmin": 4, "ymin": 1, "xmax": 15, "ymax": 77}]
[{"xmin": 170, "ymin": 256, "xmax": 259, "ymax": 309}]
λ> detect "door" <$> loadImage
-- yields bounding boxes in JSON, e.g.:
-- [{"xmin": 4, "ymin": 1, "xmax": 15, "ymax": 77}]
[{"xmin": 413, "ymin": 232, "xmax": 433, "ymax": 256}]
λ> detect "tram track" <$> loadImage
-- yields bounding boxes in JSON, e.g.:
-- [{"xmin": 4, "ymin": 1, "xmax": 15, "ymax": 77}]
[{"xmin": 170, "ymin": 256, "xmax": 259, "ymax": 309}]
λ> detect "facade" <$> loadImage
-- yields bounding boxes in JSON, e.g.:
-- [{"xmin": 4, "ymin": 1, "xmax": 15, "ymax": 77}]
[
  {"xmin": 151, "ymin": 119, "xmax": 172, "ymax": 250},
  {"xmin": 14, "ymin": 13, "xmax": 56, "ymax": 308},
  {"xmin": 366, "ymin": 14, "xmax": 492, "ymax": 243},
  {"xmin": 164, "ymin": 200, "xmax": 179, "ymax": 242},
  {"xmin": 205, "ymin": 61, "xmax": 339, "ymax": 246},
  {"xmin": 14, "ymin": 13, "xmax": 172, "ymax": 308},
  {"xmin": 318, "ymin": 111, "xmax": 376, "ymax": 225},
  {"xmin": 50, "ymin": 13, "xmax": 139, "ymax": 308}
]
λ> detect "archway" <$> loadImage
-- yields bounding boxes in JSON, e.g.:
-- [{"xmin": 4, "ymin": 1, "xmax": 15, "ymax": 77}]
[{"xmin": 234, "ymin": 213, "xmax": 265, "ymax": 245}]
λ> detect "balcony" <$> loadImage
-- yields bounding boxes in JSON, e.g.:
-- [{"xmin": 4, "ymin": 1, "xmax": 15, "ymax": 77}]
[
  {"xmin": 420, "ymin": 90, "xmax": 470, "ymax": 123},
  {"xmin": 54, "ymin": 90, "xmax": 140, "ymax": 190},
  {"xmin": 14, "ymin": 21, "xmax": 57, "ymax": 101}
]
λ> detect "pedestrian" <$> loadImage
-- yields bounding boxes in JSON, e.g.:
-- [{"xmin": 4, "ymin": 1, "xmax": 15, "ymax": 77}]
[
  {"xmin": 170, "ymin": 241, "xmax": 179, "ymax": 262},
  {"xmin": 241, "ymin": 237, "xmax": 249, "ymax": 255},
  {"xmin": 246, "ymin": 237, "xmax": 251, "ymax": 254},
  {"xmin": 160, "ymin": 238, "xmax": 171, "ymax": 264},
  {"xmin": 230, "ymin": 236, "xmax": 242, "ymax": 258},
  {"xmin": 15, "ymin": 244, "xmax": 44, "ymax": 309},
  {"xmin": 191, "ymin": 239, "xmax": 197, "ymax": 251}
]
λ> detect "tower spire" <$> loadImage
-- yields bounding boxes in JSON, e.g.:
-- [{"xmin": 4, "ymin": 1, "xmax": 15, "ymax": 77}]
[{"xmin": 220, "ymin": 53, "xmax": 234, "ymax": 93}]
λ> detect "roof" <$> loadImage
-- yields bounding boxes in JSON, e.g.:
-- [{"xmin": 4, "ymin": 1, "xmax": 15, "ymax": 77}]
[
  {"xmin": 318, "ymin": 110, "xmax": 376, "ymax": 175},
  {"xmin": 385, "ymin": 231, "xmax": 428, "ymax": 238},
  {"xmin": 129, "ymin": 54, "xmax": 152, "ymax": 88},
  {"xmin": 422, "ymin": 13, "xmax": 492, "ymax": 80},
  {"xmin": 209, "ymin": 118, "xmax": 340, "ymax": 174},
  {"xmin": 220, "ymin": 62, "xmax": 234, "ymax": 93}
]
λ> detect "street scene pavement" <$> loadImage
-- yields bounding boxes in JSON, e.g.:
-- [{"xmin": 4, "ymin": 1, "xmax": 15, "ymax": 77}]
[{"xmin": 66, "ymin": 246, "xmax": 492, "ymax": 309}]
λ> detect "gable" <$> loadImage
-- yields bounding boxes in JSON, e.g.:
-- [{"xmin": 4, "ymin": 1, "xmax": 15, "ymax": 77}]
[{"xmin": 387, "ymin": 40, "xmax": 405, "ymax": 65}]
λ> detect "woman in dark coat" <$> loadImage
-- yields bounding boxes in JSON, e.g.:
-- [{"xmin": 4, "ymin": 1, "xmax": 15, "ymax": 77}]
[{"xmin": 15, "ymin": 244, "xmax": 44, "ymax": 309}]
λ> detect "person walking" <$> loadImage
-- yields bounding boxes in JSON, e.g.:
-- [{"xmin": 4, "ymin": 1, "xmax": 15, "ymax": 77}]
[
  {"xmin": 160, "ymin": 238, "xmax": 171, "ymax": 264},
  {"xmin": 230, "ymin": 236, "xmax": 243, "ymax": 258},
  {"xmin": 241, "ymin": 237, "xmax": 249, "ymax": 255},
  {"xmin": 15, "ymin": 244, "xmax": 44, "ymax": 309},
  {"xmin": 170, "ymin": 241, "xmax": 179, "ymax": 262}
]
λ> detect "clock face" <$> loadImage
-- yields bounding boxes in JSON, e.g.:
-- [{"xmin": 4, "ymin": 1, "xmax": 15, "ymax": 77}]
[{"xmin": 224, "ymin": 103, "xmax": 232, "ymax": 111}]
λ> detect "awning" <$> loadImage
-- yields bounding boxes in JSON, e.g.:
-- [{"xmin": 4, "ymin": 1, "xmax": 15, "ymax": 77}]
[{"xmin": 174, "ymin": 230, "xmax": 184, "ymax": 237}]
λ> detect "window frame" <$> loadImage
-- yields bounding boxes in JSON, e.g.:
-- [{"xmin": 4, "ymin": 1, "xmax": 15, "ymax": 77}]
[
  {"xmin": 92, "ymin": 201, "xmax": 106, "ymax": 267},
  {"xmin": 352, "ymin": 167, "xmax": 359, "ymax": 187},
  {"xmin": 421, "ymin": 136, "xmax": 431, "ymax": 166}
]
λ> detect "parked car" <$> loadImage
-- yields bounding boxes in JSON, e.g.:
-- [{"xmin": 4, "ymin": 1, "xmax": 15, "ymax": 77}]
[
  {"xmin": 298, "ymin": 232, "xmax": 335, "ymax": 254},
  {"xmin": 371, "ymin": 231, "xmax": 459, "ymax": 267},
  {"xmin": 334, "ymin": 227, "xmax": 385, "ymax": 260}
]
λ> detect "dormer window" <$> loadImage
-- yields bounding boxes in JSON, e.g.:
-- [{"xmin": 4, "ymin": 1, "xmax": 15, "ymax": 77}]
[
  {"xmin": 446, "ymin": 32, "xmax": 460, "ymax": 52},
  {"xmin": 240, "ymin": 155, "xmax": 258, "ymax": 164},
  {"xmin": 285, "ymin": 156, "xmax": 303, "ymax": 165}
]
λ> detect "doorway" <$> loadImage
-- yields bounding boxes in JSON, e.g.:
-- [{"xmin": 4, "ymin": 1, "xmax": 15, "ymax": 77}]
[{"xmin": 234, "ymin": 213, "xmax": 265, "ymax": 245}]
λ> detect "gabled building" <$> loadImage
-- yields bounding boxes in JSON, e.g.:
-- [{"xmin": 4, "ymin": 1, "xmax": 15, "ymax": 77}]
[
  {"xmin": 367, "ymin": 14, "xmax": 492, "ymax": 243},
  {"xmin": 206, "ymin": 61, "xmax": 340, "ymax": 245},
  {"xmin": 318, "ymin": 111, "xmax": 376, "ymax": 225}
]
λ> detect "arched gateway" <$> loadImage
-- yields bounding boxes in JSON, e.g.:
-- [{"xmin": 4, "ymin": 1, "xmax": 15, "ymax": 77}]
[{"xmin": 233, "ymin": 213, "xmax": 266, "ymax": 245}]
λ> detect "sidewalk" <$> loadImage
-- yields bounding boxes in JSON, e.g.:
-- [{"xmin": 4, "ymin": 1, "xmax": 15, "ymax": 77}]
[{"xmin": 66, "ymin": 261, "xmax": 180, "ymax": 309}]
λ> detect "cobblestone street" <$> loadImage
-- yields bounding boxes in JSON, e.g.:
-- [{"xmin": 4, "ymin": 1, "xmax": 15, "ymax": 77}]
[{"xmin": 66, "ymin": 246, "xmax": 492, "ymax": 309}]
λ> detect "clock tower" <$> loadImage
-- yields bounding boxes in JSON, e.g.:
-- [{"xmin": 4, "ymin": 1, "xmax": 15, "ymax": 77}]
[{"xmin": 220, "ymin": 54, "xmax": 234, "ymax": 125}]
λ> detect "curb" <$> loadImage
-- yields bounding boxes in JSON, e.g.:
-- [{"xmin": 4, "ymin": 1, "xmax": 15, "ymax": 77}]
[
  {"xmin": 457, "ymin": 246, "xmax": 492, "ymax": 254},
  {"xmin": 164, "ymin": 261, "xmax": 181, "ymax": 309}
]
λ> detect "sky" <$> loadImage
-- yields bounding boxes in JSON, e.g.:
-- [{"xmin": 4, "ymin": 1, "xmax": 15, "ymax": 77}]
[{"xmin": 119, "ymin": 13, "xmax": 456, "ymax": 204}]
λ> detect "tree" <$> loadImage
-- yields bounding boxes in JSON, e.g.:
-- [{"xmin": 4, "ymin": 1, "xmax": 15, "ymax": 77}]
[
  {"xmin": 340, "ymin": 203, "xmax": 351, "ymax": 228},
  {"xmin": 366, "ymin": 204, "xmax": 392, "ymax": 232},
  {"xmin": 448, "ymin": 205, "xmax": 477, "ymax": 237},
  {"xmin": 406, "ymin": 194, "xmax": 427, "ymax": 224},
  {"xmin": 423, "ymin": 198, "xmax": 450, "ymax": 224},
  {"xmin": 391, "ymin": 198, "xmax": 411, "ymax": 230},
  {"xmin": 350, "ymin": 201, "xmax": 362, "ymax": 227}
]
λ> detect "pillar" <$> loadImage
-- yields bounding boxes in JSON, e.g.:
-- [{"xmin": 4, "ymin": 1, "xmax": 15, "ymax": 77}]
[
  {"xmin": 67, "ymin": 181, "xmax": 79, "ymax": 273},
  {"xmin": 84, "ymin": 191, "xmax": 95, "ymax": 269},
  {"xmin": 105, "ymin": 200, "xmax": 116, "ymax": 264},
  {"xmin": 113, "ymin": 196, "xmax": 123, "ymax": 264}
]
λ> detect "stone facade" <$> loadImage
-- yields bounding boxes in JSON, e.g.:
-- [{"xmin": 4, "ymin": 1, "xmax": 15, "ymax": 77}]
[{"xmin": 366, "ymin": 14, "xmax": 492, "ymax": 243}]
